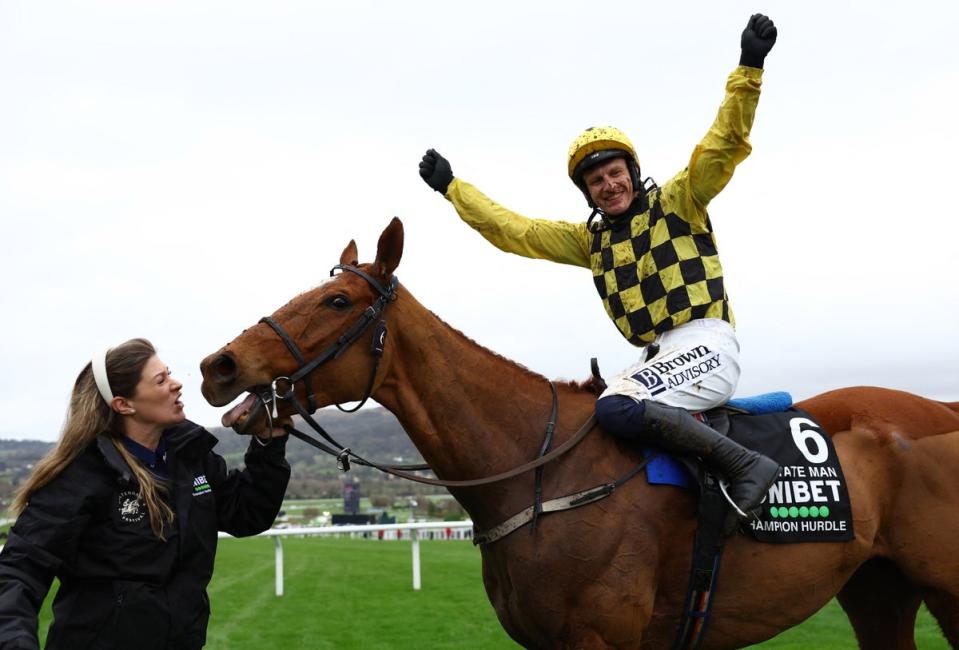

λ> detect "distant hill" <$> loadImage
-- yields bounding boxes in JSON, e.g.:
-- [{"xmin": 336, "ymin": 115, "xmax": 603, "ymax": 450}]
[
  {"xmin": 0, "ymin": 407, "xmax": 444, "ymax": 504},
  {"xmin": 207, "ymin": 406, "xmax": 422, "ymax": 465},
  {"xmin": 0, "ymin": 440, "xmax": 55, "ymax": 500}
]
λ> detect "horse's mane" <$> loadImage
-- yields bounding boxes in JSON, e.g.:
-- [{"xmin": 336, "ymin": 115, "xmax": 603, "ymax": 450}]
[
  {"xmin": 425, "ymin": 307, "xmax": 604, "ymax": 397},
  {"xmin": 566, "ymin": 376, "xmax": 606, "ymax": 396}
]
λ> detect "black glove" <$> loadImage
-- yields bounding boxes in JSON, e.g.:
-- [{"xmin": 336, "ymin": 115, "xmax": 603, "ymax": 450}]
[
  {"xmin": 739, "ymin": 13, "xmax": 777, "ymax": 69},
  {"xmin": 419, "ymin": 149, "xmax": 454, "ymax": 194}
]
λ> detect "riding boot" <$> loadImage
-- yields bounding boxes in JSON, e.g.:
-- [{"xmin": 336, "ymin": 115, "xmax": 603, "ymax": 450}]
[{"xmin": 642, "ymin": 401, "xmax": 780, "ymax": 520}]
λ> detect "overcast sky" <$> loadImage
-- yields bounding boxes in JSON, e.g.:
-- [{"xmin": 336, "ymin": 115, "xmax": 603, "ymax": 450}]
[{"xmin": 1, "ymin": 1, "xmax": 957, "ymax": 442}]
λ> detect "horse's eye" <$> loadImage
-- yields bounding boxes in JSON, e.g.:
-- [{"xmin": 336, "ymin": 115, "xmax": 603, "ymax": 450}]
[{"xmin": 327, "ymin": 295, "xmax": 351, "ymax": 310}]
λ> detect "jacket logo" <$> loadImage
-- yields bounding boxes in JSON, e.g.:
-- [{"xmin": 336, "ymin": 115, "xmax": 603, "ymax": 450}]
[
  {"xmin": 193, "ymin": 475, "xmax": 212, "ymax": 497},
  {"xmin": 117, "ymin": 490, "xmax": 146, "ymax": 523}
]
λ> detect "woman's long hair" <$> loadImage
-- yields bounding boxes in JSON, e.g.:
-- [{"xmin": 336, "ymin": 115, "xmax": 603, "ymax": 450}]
[{"xmin": 12, "ymin": 338, "xmax": 176, "ymax": 538}]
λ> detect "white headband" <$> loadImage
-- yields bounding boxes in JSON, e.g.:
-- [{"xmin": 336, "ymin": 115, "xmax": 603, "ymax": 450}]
[{"xmin": 91, "ymin": 348, "xmax": 114, "ymax": 404}]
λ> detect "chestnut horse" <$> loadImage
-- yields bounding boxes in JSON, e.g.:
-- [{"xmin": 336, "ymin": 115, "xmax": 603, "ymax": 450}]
[{"xmin": 201, "ymin": 218, "xmax": 959, "ymax": 649}]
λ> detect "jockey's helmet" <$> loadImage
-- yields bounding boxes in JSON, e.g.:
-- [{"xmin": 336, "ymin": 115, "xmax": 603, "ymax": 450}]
[{"xmin": 567, "ymin": 126, "xmax": 641, "ymax": 207}]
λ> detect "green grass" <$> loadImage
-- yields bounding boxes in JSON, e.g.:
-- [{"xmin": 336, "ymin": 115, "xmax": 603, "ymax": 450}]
[
  {"xmin": 746, "ymin": 599, "xmax": 946, "ymax": 649},
  {"xmin": 34, "ymin": 537, "xmax": 949, "ymax": 648},
  {"xmin": 205, "ymin": 537, "xmax": 514, "ymax": 649}
]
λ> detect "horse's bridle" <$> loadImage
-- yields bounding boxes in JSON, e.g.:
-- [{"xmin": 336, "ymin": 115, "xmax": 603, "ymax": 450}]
[
  {"xmin": 237, "ymin": 264, "xmax": 396, "ymax": 439},
  {"xmin": 262, "ymin": 263, "xmax": 397, "ymax": 415}
]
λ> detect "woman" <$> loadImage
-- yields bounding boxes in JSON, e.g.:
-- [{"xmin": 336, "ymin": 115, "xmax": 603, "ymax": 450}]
[{"xmin": 0, "ymin": 338, "xmax": 290, "ymax": 649}]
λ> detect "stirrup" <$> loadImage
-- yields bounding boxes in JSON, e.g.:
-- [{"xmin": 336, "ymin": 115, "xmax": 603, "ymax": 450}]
[{"xmin": 717, "ymin": 479, "xmax": 766, "ymax": 520}]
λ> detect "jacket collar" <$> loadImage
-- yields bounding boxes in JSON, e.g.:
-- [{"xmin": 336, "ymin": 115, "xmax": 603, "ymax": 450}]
[
  {"xmin": 162, "ymin": 420, "xmax": 218, "ymax": 458},
  {"xmin": 96, "ymin": 434, "xmax": 135, "ymax": 482},
  {"xmin": 95, "ymin": 421, "xmax": 216, "ymax": 481}
]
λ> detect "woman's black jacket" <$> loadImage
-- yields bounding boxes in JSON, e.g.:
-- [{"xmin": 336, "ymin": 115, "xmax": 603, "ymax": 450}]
[{"xmin": 0, "ymin": 421, "xmax": 290, "ymax": 649}]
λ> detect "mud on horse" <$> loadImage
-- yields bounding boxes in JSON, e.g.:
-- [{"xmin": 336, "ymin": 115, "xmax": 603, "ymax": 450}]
[{"xmin": 201, "ymin": 218, "xmax": 959, "ymax": 649}]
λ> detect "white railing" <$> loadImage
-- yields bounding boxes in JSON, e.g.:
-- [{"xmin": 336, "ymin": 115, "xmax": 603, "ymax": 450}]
[{"xmin": 217, "ymin": 520, "xmax": 474, "ymax": 596}]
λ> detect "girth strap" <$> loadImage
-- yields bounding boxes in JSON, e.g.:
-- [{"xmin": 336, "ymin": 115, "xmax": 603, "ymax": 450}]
[
  {"xmin": 473, "ymin": 453, "xmax": 654, "ymax": 545},
  {"xmin": 672, "ymin": 471, "xmax": 729, "ymax": 650}
]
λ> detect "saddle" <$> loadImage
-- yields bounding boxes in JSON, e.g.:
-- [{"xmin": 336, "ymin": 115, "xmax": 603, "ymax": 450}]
[
  {"xmin": 589, "ymin": 358, "xmax": 853, "ymax": 540},
  {"xmin": 644, "ymin": 391, "xmax": 794, "ymax": 490}
]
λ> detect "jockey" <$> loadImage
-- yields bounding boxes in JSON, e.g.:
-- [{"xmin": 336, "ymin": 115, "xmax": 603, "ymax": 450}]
[{"xmin": 419, "ymin": 14, "xmax": 780, "ymax": 520}]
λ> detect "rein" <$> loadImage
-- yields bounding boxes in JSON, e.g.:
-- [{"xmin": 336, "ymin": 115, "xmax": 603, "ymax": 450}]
[
  {"xmin": 284, "ymin": 412, "xmax": 597, "ymax": 488},
  {"xmin": 246, "ymin": 263, "xmax": 651, "ymax": 546}
]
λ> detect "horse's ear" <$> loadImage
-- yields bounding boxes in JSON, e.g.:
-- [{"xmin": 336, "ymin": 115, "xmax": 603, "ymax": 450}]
[
  {"xmin": 374, "ymin": 217, "xmax": 404, "ymax": 277},
  {"xmin": 340, "ymin": 240, "xmax": 358, "ymax": 267}
]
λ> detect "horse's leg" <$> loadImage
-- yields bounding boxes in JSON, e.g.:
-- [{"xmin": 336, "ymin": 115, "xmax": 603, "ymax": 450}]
[
  {"xmin": 836, "ymin": 557, "xmax": 921, "ymax": 650},
  {"xmin": 922, "ymin": 589, "xmax": 959, "ymax": 649}
]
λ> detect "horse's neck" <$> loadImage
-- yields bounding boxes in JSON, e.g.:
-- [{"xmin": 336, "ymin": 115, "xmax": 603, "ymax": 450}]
[{"xmin": 374, "ymin": 289, "xmax": 556, "ymax": 485}]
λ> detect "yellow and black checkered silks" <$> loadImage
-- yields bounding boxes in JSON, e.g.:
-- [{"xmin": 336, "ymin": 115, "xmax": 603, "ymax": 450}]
[
  {"xmin": 590, "ymin": 191, "xmax": 732, "ymax": 345},
  {"xmin": 443, "ymin": 65, "xmax": 763, "ymax": 348}
]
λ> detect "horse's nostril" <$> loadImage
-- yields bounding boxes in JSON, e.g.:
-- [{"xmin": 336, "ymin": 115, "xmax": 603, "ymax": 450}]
[{"xmin": 211, "ymin": 354, "xmax": 238, "ymax": 383}]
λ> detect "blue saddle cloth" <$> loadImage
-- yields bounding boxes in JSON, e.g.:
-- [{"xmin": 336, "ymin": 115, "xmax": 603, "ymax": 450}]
[
  {"xmin": 644, "ymin": 392, "xmax": 793, "ymax": 488},
  {"xmin": 726, "ymin": 391, "xmax": 793, "ymax": 415}
]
